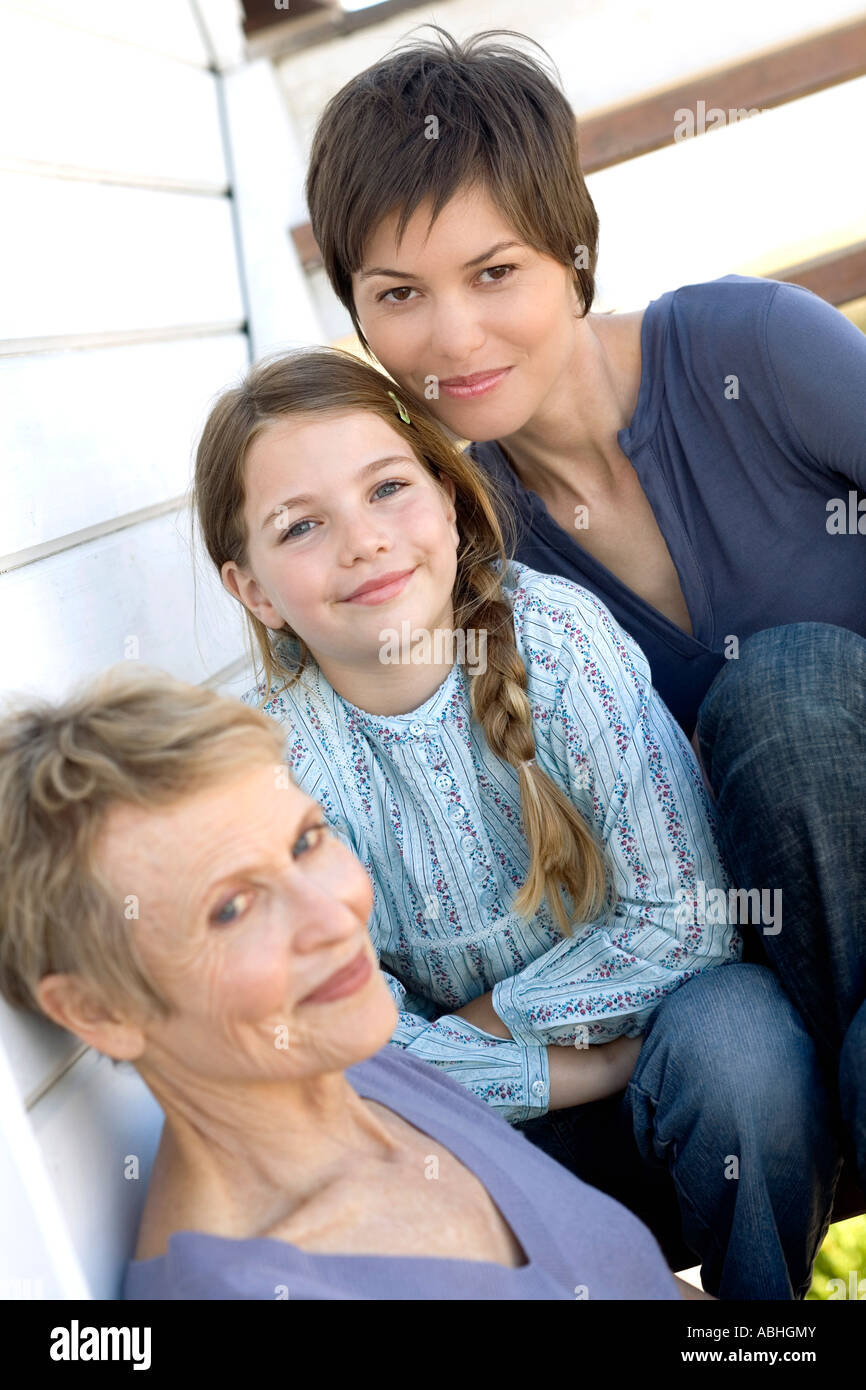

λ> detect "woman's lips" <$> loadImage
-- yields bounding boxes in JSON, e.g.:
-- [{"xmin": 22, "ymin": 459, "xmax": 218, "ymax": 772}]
[
  {"xmin": 344, "ymin": 568, "xmax": 415, "ymax": 605},
  {"xmin": 439, "ymin": 367, "xmax": 512, "ymax": 399},
  {"xmin": 301, "ymin": 947, "xmax": 373, "ymax": 1004}
]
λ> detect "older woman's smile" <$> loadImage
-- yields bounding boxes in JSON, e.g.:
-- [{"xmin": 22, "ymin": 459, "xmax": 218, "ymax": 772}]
[{"xmin": 300, "ymin": 945, "xmax": 373, "ymax": 1003}]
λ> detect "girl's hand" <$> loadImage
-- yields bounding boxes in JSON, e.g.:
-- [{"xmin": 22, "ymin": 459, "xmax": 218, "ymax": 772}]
[
  {"xmin": 547, "ymin": 1033, "xmax": 643, "ymax": 1109},
  {"xmin": 452, "ymin": 989, "xmax": 514, "ymax": 1038}
]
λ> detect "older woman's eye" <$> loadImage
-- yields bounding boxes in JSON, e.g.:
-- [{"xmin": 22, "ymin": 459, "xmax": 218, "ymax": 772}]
[
  {"xmin": 293, "ymin": 821, "xmax": 332, "ymax": 858},
  {"xmin": 211, "ymin": 891, "xmax": 251, "ymax": 926}
]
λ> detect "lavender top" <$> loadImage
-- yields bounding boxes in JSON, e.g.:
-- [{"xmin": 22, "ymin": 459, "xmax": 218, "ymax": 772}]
[{"xmin": 123, "ymin": 1045, "xmax": 681, "ymax": 1300}]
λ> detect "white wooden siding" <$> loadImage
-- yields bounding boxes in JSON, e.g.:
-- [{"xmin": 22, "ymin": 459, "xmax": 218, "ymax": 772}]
[{"xmin": 0, "ymin": 0, "xmax": 313, "ymax": 1300}]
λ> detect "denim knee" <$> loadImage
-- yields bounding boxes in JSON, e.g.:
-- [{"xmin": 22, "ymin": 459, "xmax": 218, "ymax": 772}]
[
  {"xmin": 839, "ymin": 999, "xmax": 866, "ymax": 1179},
  {"xmin": 697, "ymin": 622, "xmax": 866, "ymax": 780},
  {"xmin": 634, "ymin": 964, "xmax": 830, "ymax": 1150}
]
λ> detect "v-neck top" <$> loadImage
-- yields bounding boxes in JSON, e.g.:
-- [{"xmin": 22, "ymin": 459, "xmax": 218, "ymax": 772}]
[
  {"xmin": 122, "ymin": 1046, "xmax": 680, "ymax": 1300},
  {"xmin": 468, "ymin": 275, "xmax": 866, "ymax": 736}
]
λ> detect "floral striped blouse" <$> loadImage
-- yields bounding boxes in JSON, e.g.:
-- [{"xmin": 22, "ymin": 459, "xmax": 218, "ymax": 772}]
[{"xmin": 241, "ymin": 561, "xmax": 741, "ymax": 1124}]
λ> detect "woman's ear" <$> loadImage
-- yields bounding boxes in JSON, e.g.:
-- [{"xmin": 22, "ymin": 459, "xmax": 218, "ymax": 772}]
[{"xmin": 35, "ymin": 972, "xmax": 147, "ymax": 1062}]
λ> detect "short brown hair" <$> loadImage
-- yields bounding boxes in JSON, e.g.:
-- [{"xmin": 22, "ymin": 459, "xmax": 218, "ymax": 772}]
[
  {"xmin": 305, "ymin": 24, "xmax": 599, "ymax": 355},
  {"xmin": 0, "ymin": 665, "xmax": 286, "ymax": 1022}
]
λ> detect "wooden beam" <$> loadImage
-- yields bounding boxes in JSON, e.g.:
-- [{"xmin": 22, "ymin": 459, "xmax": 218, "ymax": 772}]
[
  {"xmin": 290, "ymin": 19, "xmax": 866, "ymax": 273},
  {"xmin": 578, "ymin": 17, "xmax": 866, "ymax": 172},
  {"xmin": 767, "ymin": 242, "xmax": 866, "ymax": 307}
]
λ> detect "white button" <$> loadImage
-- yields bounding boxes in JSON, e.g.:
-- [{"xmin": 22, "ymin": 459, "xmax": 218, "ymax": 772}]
[
  {"xmin": 460, "ymin": 834, "xmax": 476, "ymax": 852},
  {"xmin": 434, "ymin": 773, "xmax": 452, "ymax": 791},
  {"xmin": 479, "ymin": 888, "xmax": 497, "ymax": 909},
  {"xmin": 408, "ymin": 721, "xmax": 425, "ymax": 737},
  {"xmin": 531, "ymin": 1080, "xmax": 546, "ymax": 1098},
  {"xmin": 472, "ymin": 863, "xmax": 488, "ymax": 884},
  {"xmin": 448, "ymin": 803, "xmax": 468, "ymax": 823}
]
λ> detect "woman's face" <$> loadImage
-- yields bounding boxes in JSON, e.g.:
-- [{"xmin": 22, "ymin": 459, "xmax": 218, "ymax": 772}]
[
  {"xmin": 223, "ymin": 408, "xmax": 459, "ymax": 689},
  {"xmin": 95, "ymin": 760, "xmax": 397, "ymax": 1086},
  {"xmin": 351, "ymin": 183, "xmax": 581, "ymax": 443}
]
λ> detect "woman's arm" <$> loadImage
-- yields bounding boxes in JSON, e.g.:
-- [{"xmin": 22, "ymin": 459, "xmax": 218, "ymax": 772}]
[{"xmin": 764, "ymin": 282, "xmax": 866, "ymax": 489}]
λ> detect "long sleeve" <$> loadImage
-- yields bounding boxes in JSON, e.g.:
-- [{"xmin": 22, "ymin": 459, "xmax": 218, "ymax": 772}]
[
  {"xmin": 241, "ymin": 677, "xmax": 552, "ymax": 1126},
  {"xmin": 765, "ymin": 282, "xmax": 866, "ymax": 490},
  {"xmin": 491, "ymin": 576, "xmax": 742, "ymax": 1049},
  {"xmin": 380, "ymin": 960, "xmax": 549, "ymax": 1125}
]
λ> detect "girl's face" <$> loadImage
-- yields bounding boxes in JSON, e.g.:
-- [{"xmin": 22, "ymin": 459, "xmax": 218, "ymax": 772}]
[
  {"xmin": 223, "ymin": 408, "xmax": 460, "ymax": 692},
  {"xmin": 351, "ymin": 183, "xmax": 581, "ymax": 443}
]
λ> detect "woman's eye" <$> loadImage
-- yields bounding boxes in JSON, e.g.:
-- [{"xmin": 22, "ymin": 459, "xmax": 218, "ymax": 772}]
[
  {"xmin": 378, "ymin": 285, "xmax": 417, "ymax": 305},
  {"xmin": 211, "ymin": 890, "xmax": 252, "ymax": 926},
  {"xmin": 293, "ymin": 821, "xmax": 332, "ymax": 858},
  {"xmin": 478, "ymin": 264, "xmax": 516, "ymax": 284},
  {"xmin": 378, "ymin": 265, "xmax": 517, "ymax": 305}
]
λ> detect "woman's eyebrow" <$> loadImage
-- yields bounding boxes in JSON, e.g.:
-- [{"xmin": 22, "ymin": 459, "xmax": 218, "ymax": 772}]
[
  {"xmin": 358, "ymin": 240, "xmax": 523, "ymax": 282},
  {"xmin": 260, "ymin": 455, "xmax": 412, "ymax": 531},
  {"xmin": 197, "ymin": 808, "xmax": 327, "ymax": 910}
]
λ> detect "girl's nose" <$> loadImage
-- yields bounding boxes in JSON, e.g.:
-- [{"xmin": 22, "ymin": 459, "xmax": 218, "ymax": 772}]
[{"xmin": 335, "ymin": 513, "xmax": 390, "ymax": 566}]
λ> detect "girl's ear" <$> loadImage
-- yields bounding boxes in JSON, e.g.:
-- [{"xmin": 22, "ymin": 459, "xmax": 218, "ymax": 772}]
[
  {"xmin": 221, "ymin": 560, "xmax": 286, "ymax": 631},
  {"xmin": 438, "ymin": 473, "xmax": 458, "ymax": 512}
]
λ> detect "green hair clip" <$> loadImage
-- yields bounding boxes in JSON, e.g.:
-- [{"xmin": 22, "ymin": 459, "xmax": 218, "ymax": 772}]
[{"xmin": 387, "ymin": 390, "xmax": 411, "ymax": 425}]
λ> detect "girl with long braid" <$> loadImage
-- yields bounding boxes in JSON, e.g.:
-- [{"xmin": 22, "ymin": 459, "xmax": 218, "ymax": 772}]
[{"xmin": 192, "ymin": 346, "xmax": 836, "ymax": 1299}]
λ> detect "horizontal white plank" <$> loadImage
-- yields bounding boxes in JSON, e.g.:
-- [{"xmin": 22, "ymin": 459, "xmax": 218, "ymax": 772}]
[
  {"xmin": 0, "ymin": 508, "xmax": 249, "ymax": 705},
  {"xmin": 0, "ymin": 334, "xmax": 249, "ymax": 558},
  {"xmin": 0, "ymin": 0, "xmax": 209, "ymax": 67},
  {"xmin": 0, "ymin": 174, "xmax": 244, "ymax": 342},
  {"xmin": 30, "ymin": 1048, "xmax": 163, "ymax": 1298},
  {"xmin": 0, "ymin": 9, "xmax": 227, "ymax": 190},
  {"xmin": 590, "ymin": 76, "xmax": 866, "ymax": 310}
]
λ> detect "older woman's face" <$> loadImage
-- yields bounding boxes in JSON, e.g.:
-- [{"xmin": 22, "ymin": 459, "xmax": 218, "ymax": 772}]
[
  {"xmin": 351, "ymin": 183, "xmax": 580, "ymax": 444},
  {"xmin": 96, "ymin": 761, "xmax": 396, "ymax": 1084}
]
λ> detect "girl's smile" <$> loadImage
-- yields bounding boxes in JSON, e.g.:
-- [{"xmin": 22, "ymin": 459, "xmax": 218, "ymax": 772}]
[
  {"xmin": 341, "ymin": 566, "xmax": 417, "ymax": 604},
  {"xmin": 221, "ymin": 408, "xmax": 461, "ymax": 714}
]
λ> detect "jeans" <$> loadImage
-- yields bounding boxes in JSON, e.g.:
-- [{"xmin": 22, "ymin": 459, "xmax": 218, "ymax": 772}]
[
  {"xmin": 515, "ymin": 963, "xmax": 840, "ymax": 1299},
  {"xmin": 515, "ymin": 621, "xmax": 866, "ymax": 1299},
  {"xmin": 697, "ymin": 622, "xmax": 866, "ymax": 1189}
]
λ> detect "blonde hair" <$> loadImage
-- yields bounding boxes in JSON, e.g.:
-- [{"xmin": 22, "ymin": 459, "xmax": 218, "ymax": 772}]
[
  {"xmin": 193, "ymin": 347, "xmax": 611, "ymax": 933},
  {"xmin": 0, "ymin": 664, "xmax": 286, "ymax": 1021}
]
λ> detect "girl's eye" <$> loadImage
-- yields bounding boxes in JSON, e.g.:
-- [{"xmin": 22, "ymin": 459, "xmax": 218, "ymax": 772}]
[
  {"xmin": 372, "ymin": 479, "xmax": 406, "ymax": 500},
  {"xmin": 278, "ymin": 484, "xmax": 405, "ymax": 542},
  {"xmin": 279, "ymin": 518, "xmax": 315, "ymax": 543}
]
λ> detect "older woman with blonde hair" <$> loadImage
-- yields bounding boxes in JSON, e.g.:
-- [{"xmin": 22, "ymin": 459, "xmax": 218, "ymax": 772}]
[{"xmin": 0, "ymin": 664, "xmax": 700, "ymax": 1300}]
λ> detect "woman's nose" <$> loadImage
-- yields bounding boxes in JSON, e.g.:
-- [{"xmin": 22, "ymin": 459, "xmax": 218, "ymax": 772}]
[
  {"xmin": 282, "ymin": 857, "xmax": 369, "ymax": 953},
  {"xmin": 429, "ymin": 293, "xmax": 485, "ymax": 363}
]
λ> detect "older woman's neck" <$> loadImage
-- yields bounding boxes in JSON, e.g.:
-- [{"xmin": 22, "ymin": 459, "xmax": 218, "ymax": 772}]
[{"xmin": 142, "ymin": 1066, "xmax": 401, "ymax": 1231}]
